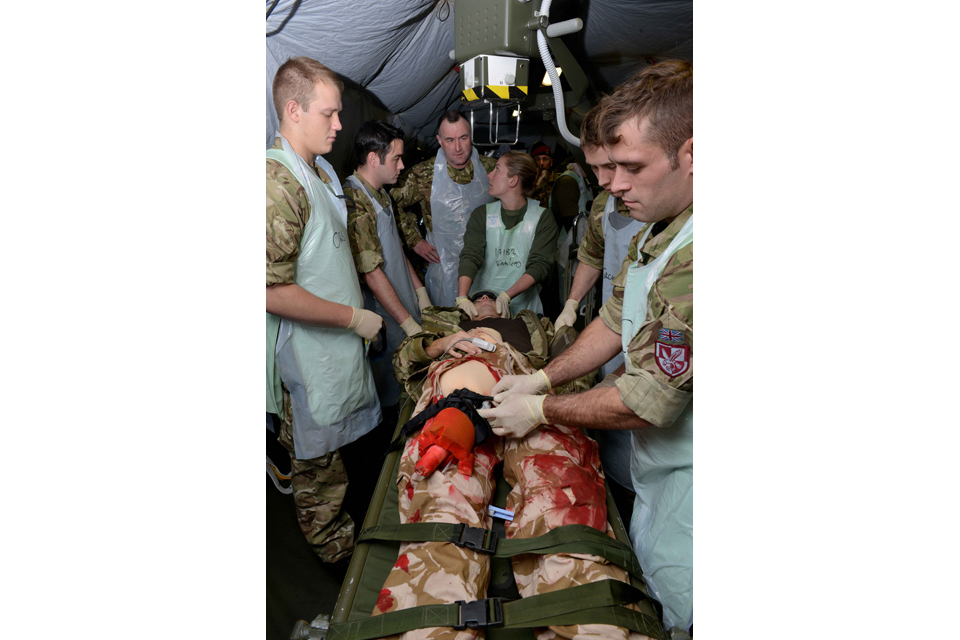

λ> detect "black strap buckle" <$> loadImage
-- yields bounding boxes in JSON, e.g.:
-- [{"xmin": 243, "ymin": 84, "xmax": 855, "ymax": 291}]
[
  {"xmin": 454, "ymin": 525, "xmax": 498, "ymax": 555},
  {"xmin": 454, "ymin": 598, "xmax": 504, "ymax": 630}
]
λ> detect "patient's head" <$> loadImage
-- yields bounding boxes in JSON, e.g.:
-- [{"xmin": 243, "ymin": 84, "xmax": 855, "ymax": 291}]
[{"xmin": 470, "ymin": 291, "xmax": 501, "ymax": 320}]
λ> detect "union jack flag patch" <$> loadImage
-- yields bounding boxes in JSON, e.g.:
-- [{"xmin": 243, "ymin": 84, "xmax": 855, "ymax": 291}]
[{"xmin": 659, "ymin": 328, "xmax": 684, "ymax": 343}]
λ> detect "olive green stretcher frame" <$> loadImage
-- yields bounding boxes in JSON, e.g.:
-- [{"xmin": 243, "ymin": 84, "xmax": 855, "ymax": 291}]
[{"xmin": 324, "ymin": 393, "xmax": 665, "ymax": 640}]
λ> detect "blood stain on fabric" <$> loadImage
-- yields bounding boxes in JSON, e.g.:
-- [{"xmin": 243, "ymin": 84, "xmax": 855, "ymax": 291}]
[{"xmin": 376, "ymin": 589, "xmax": 395, "ymax": 613}]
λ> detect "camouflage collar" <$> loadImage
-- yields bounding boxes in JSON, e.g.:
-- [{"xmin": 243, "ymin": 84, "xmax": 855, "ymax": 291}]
[
  {"xmin": 350, "ymin": 170, "xmax": 389, "ymax": 207},
  {"xmin": 640, "ymin": 205, "xmax": 693, "ymax": 261},
  {"xmin": 271, "ymin": 136, "xmax": 331, "ymax": 184}
]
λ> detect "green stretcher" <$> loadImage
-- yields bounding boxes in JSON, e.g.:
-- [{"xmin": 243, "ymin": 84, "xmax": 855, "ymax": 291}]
[{"xmin": 291, "ymin": 394, "xmax": 666, "ymax": 640}]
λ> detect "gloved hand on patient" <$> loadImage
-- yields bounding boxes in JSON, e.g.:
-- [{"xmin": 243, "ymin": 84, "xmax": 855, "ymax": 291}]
[
  {"xmin": 490, "ymin": 369, "xmax": 551, "ymax": 400},
  {"xmin": 477, "ymin": 393, "xmax": 547, "ymax": 439},
  {"xmin": 455, "ymin": 296, "xmax": 478, "ymax": 319}
]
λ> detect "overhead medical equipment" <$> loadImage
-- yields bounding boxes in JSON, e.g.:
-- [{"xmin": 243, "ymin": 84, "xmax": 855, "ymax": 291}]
[{"xmin": 453, "ymin": 0, "xmax": 588, "ymax": 147}]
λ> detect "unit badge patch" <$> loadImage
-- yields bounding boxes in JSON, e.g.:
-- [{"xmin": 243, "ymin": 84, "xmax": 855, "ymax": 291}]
[{"xmin": 655, "ymin": 342, "xmax": 690, "ymax": 377}]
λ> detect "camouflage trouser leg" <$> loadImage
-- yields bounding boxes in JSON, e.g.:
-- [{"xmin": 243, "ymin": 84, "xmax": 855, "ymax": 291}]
[
  {"xmin": 502, "ymin": 425, "xmax": 649, "ymax": 640},
  {"xmin": 278, "ymin": 389, "xmax": 355, "ymax": 563},
  {"xmin": 374, "ymin": 425, "xmax": 648, "ymax": 640}
]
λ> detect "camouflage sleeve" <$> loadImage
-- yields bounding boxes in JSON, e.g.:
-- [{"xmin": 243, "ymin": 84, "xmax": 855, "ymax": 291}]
[
  {"xmin": 479, "ymin": 154, "xmax": 498, "ymax": 173},
  {"xmin": 576, "ymin": 192, "xmax": 608, "ymax": 271},
  {"xmin": 344, "ymin": 186, "xmax": 385, "ymax": 275},
  {"xmin": 516, "ymin": 310, "xmax": 550, "ymax": 369},
  {"xmin": 266, "ymin": 159, "xmax": 309, "ymax": 286},
  {"xmin": 614, "ymin": 243, "xmax": 693, "ymax": 427},
  {"xmin": 389, "ymin": 161, "xmax": 431, "ymax": 247}
]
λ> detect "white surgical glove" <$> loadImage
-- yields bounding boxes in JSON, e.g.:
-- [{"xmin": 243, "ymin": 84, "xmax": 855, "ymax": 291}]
[
  {"xmin": 495, "ymin": 291, "xmax": 511, "ymax": 318},
  {"xmin": 415, "ymin": 287, "xmax": 432, "ymax": 311},
  {"xmin": 478, "ymin": 393, "xmax": 547, "ymax": 439},
  {"xmin": 347, "ymin": 307, "xmax": 383, "ymax": 340},
  {"xmin": 399, "ymin": 316, "xmax": 422, "ymax": 337},
  {"xmin": 456, "ymin": 296, "xmax": 478, "ymax": 319},
  {"xmin": 555, "ymin": 298, "xmax": 579, "ymax": 330},
  {"xmin": 491, "ymin": 369, "xmax": 551, "ymax": 402}
]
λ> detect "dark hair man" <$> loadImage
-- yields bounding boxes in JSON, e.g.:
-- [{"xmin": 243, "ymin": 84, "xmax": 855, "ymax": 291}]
[{"xmin": 344, "ymin": 120, "xmax": 432, "ymax": 409}]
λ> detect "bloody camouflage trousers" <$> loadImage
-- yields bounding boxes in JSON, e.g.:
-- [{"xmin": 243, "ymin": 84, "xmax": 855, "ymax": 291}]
[
  {"xmin": 278, "ymin": 386, "xmax": 355, "ymax": 563},
  {"xmin": 373, "ymin": 346, "xmax": 650, "ymax": 640}
]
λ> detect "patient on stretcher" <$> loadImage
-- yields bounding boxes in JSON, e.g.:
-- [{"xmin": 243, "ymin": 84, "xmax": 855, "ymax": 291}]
[{"xmin": 373, "ymin": 293, "xmax": 654, "ymax": 640}]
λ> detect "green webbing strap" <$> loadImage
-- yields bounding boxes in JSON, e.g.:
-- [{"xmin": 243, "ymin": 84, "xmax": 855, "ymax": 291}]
[
  {"xmin": 357, "ymin": 522, "xmax": 645, "ymax": 580},
  {"xmin": 324, "ymin": 581, "xmax": 664, "ymax": 640}
]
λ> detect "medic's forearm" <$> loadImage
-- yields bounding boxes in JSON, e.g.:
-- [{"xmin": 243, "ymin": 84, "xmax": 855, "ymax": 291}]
[
  {"xmin": 364, "ymin": 267, "xmax": 412, "ymax": 325},
  {"xmin": 543, "ymin": 385, "xmax": 652, "ymax": 431},
  {"xmin": 566, "ymin": 263, "xmax": 601, "ymax": 304},
  {"xmin": 457, "ymin": 275, "xmax": 473, "ymax": 298},
  {"xmin": 266, "ymin": 283, "xmax": 354, "ymax": 328},
  {"xmin": 543, "ymin": 316, "xmax": 621, "ymax": 386},
  {"xmin": 505, "ymin": 273, "xmax": 536, "ymax": 300},
  {"xmin": 406, "ymin": 255, "xmax": 424, "ymax": 290}
]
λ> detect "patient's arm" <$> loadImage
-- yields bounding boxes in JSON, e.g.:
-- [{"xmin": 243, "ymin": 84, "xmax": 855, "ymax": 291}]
[{"xmin": 425, "ymin": 331, "xmax": 483, "ymax": 359}]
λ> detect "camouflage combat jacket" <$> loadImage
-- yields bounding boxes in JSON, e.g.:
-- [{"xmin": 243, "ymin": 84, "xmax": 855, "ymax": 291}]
[
  {"xmin": 343, "ymin": 171, "xmax": 399, "ymax": 275},
  {"xmin": 388, "ymin": 154, "xmax": 497, "ymax": 250},
  {"xmin": 393, "ymin": 307, "xmax": 595, "ymax": 399},
  {"xmin": 576, "ymin": 190, "xmax": 636, "ymax": 271},
  {"xmin": 266, "ymin": 137, "xmax": 335, "ymax": 285},
  {"xmin": 599, "ymin": 205, "xmax": 693, "ymax": 428}
]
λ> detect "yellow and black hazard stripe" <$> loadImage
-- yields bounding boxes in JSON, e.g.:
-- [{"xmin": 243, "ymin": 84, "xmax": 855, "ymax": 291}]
[{"xmin": 461, "ymin": 85, "xmax": 528, "ymax": 102}]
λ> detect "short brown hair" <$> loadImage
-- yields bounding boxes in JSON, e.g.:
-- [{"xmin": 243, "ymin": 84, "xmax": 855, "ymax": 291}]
[
  {"xmin": 499, "ymin": 151, "xmax": 538, "ymax": 197},
  {"xmin": 599, "ymin": 59, "xmax": 692, "ymax": 169},
  {"xmin": 579, "ymin": 96, "xmax": 612, "ymax": 150},
  {"xmin": 437, "ymin": 109, "xmax": 468, "ymax": 131},
  {"xmin": 272, "ymin": 57, "xmax": 344, "ymax": 123}
]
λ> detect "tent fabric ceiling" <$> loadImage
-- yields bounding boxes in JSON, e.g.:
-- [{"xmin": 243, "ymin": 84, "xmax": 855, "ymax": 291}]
[{"xmin": 265, "ymin": 0, "xmax": 692, "ymax": 148}]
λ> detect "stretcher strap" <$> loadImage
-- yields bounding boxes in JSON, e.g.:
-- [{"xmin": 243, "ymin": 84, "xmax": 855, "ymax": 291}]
[
  {"xmin": 324, "ymin": 581, "xmax": 665, "ymax": 640},
  {"xmin": 358, "ymin": 522, "xmax": 646, "ymax": 581}
]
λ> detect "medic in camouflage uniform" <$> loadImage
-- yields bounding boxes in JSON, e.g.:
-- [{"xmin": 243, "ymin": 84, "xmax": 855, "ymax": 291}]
[
  {"xmin": 483, "ymin": 61, "xmax": 695, "ymax": 635},
  {"xmin": 389, "ymin": 110, "xmax": 497, "ymax": 308},
  {"xmin": 267, "ymin": 146, "xmax": 362, "ymax": 564},
  {"xmin": 345, "ymin": 120, "xmax": 432, "ymax": 409},
  {"xmin": 372, "ymin": 298, "xmax": 653, "ymax": 640},
  {"xmin": 266, "ymin": 58, "xmax": 383, "ymax": 564},
  {"xmin": 389, "ymin": 150, "xmax": 497, "ymax": 255}
]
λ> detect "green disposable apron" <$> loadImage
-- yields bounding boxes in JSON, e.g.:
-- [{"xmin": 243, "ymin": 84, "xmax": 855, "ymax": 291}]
[
  {"xmin": 344, "ymin": 174, "xmax": 419, "ymax": 408},
  {"xmin": 620, "ymin": 215, "xmax": 693, "ymax": 632},
  {"xmin": 468, "ymin": 199, "xmax": 546, "ymax": 315},
  {"xmin": 266, "ymin": 137, "xmax": 380, "ymax": 460}
]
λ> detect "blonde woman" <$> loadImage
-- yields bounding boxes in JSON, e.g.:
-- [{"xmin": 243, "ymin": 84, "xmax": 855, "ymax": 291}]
[{"xmin": 455, "ymin": 151, "xmax": 559, "ymax": 318}]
